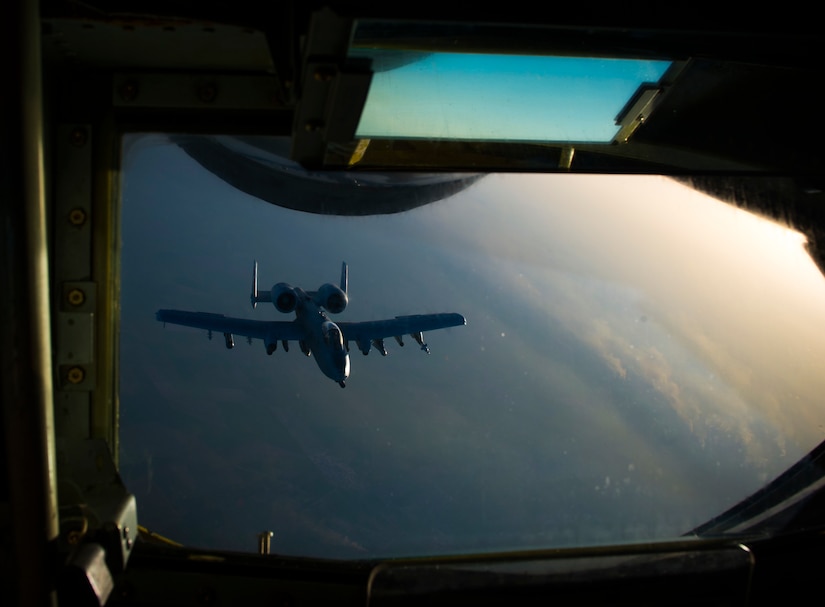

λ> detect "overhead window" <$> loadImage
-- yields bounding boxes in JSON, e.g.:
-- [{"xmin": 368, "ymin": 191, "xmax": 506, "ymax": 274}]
[{"xmin": 351, "ymin": 50, "xmax": 672, "ymax": 143}]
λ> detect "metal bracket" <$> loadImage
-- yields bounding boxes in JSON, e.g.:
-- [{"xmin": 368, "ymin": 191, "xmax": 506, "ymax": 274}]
[
  {"xmin": 55, "ymin": 125, "xmax": 92, "ymax": 279},
  {"xmin": 55, "ymin": 122, "xmax": 95, "ymax": 401},
  {"xmin": 113, "ymin": 73, "xmax": 281, "ymax": 110},
  {"xmin": 613, "ymin": 86, "xmax": 662, "ymax": 144},
  {"xmin": 58, "ymin": 439, "xmax": 138, "ymax": 579},
  {"xmin": 612, "ymin": 61, "xmax": 688, "ymax": 145},
  {"xmin": 54, "ymin": 126, "xmax": 96, "ymax": 405},
  {"xmin": 57, "ymin": 281, "xmax": 96, "ymax": 376},
  {"xmin": 61, "ymin": 543, "xmax": 116, "ymax": 607},
  {"xmin": 291, "ymin": 9, "xmax": 373, "ymax": 168}
]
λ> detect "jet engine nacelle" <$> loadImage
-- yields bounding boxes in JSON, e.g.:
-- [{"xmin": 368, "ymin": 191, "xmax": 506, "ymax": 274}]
[
  {"xmin": 315, "ymin": 283, "xmax": 348, "ymax": 314},
  {"xmin": 271, "ymin": 283, "xmax": 297, "ymax": 313}
]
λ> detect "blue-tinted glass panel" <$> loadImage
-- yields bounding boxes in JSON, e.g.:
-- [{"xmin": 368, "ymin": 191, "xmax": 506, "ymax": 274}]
[{"xmin": 352, "ymin": 52, "xmax": 672, "ymax": 142}]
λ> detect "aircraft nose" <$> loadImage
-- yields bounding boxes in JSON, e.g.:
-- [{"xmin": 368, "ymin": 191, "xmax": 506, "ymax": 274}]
[
  {"xmin": 336, "ymin": 353, "xmax": 351, "ymax": 384},
  {"xmin": 335, "ymin": 365, "xmax": 348, "ymax": 388}
]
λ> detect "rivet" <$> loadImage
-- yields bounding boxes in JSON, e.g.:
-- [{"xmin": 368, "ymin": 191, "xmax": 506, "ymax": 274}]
[
  {"xmin": 68, "ymin": 208, "xmax": 86, "ymax": 226},
  {"xmin": 313, "ymin": 67, "xmax": 335, "ymax": 82},
  {"xmin": 69, "ymin": 128, "xmax": 87, "ymax": 147},
  {"xmin": 67, "ymin": 367, "xmax": 85, "ymax": 384},
  {"xmin": 304, "ymin": 120, "xmax": 324, "ymax": 133},
  {"xmin": 67, "ymin": 530, "xmax": 83, "ymax": 545},
  {"xmin": 198, "ymin": 83, "xmax": 218, "ymax": 103},
  {"xmin": 119, "ymin": 80, "xmax": 139, "ymax": 102},
  {"xmin": 67, "ymin": 288, "xmax": 85, "ymax": 306}
]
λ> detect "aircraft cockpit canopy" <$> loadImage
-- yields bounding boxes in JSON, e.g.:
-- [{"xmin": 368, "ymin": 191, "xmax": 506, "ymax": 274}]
[{"xmin": 323, "ymin": 321, "xmax": 345, "ymax": 349}]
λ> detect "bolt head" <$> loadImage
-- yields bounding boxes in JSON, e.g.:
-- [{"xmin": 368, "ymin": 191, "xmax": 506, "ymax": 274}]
[
  {"xmin": 69, "ymin": 208, "xmax": 87, "ymax": 226},
  {"xmin": 69, "ymin": 128, "xmax": 87, "ymax": 147},
  {"xmin": 67, "ymin": 289, "xmax": 85, "ymax": 306},
  {"xmin": 67, "ymin": 367, "xmax": 85, "ymax": 384},
  {"xmin": 120, "ymin": 81, "xmax": 139, "ymax": 102}
]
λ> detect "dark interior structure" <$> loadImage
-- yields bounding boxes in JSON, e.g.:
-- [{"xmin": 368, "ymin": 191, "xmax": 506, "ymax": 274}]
[{"xmin": 3, "ymin": 2, "xmax": 825, "ymax": 605}]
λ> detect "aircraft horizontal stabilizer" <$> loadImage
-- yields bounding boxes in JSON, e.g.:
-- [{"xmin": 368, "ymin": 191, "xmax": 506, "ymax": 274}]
[
  {"xmin": 250, "ymin": 260, "xmax": 272, "ymax": 309},
  {"xmin": 340, "ymin": 261, "xmax": 348, "ymax": 294}
]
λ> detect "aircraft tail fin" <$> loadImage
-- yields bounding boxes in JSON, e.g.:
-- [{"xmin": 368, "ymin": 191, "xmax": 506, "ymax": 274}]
[
  {"xmin": 340, "ymin": 261, "xmax": 348, "ymax": 294},
  {"xmin": 251, "ymin": 260, "xmax": 272, "ymax": 309}
]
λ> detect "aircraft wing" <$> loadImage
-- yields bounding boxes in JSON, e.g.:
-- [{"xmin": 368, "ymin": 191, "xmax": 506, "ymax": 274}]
[
  {"xmin": 338, "ymin": 313, "xmax": 465, "ymax": 353},
  {"xmin": 156, "ymin": 309, "xmax": 305, "ymax": 342}
]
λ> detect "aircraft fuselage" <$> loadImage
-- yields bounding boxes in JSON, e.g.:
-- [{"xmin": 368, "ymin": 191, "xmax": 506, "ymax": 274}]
[{"xmin": 292, "ymin": 288, "xmax": 350, "ymax": 387}]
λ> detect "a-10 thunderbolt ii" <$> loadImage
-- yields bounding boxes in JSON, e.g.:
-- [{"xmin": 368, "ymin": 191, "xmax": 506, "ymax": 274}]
[{"xmin": 156, "ymin": 262, "xmax": 466, "ymax": 387}]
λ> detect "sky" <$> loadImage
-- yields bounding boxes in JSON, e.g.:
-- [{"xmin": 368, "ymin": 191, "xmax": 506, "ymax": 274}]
[{"xmin": 118, "ymin": 134, "xmax": 825, "ymax": 559}]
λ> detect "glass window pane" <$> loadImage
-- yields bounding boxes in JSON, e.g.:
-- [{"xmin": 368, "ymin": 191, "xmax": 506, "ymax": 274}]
[
  {"xmin": 119, "ymin": 134, "xmax": 825, "ymax": 558},
  {"xmin": 352, "ymin": 52, "xmax": 672, "ymax": 142}
]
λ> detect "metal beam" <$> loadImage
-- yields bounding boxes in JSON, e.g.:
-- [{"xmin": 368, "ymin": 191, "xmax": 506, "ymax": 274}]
[{"xmin": 1, "ymin": 1, "xmax": 59, "ymax": 606}]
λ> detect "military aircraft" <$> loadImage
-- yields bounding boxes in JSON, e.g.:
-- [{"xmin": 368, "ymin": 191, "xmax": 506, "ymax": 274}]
[{"xmin": 156, "ymin": 262, "xmax": 466, "ymax": 387}]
